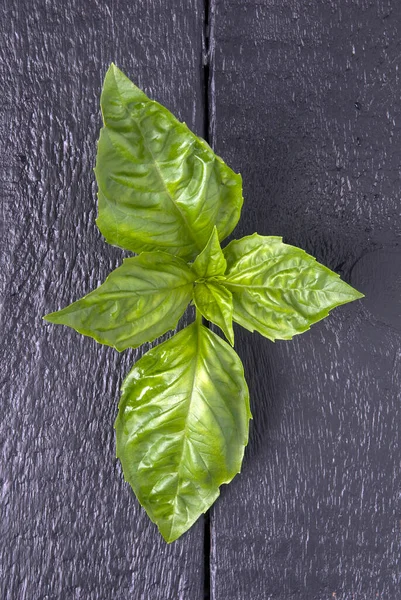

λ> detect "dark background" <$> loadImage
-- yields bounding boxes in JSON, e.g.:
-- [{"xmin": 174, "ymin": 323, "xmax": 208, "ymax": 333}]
[{"xmin": 1, "ymin": 1, "xmax": 400, "ymax": 599}]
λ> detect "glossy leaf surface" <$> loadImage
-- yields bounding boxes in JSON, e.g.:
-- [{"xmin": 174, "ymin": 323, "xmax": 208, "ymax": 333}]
[
  {"xmin": 115, "ymin": 322, "xmax": 250, "ymax": 542},
  {"xmin": 194, "ymin": 282, "xmax": 234, "ymax": 345},
  {"xmin": 191, "ymin": 227, "xmax": 227, "ymax": 279},
  {"xmin": 44, "ymin": 253, "xmax": 195, "ymax": 351},
  {"xmin": 223, "ymin": 234, "xmax": 364, "ymax": 340},
  {"xmin": 95, "ymin": 64, "xmax": 243, "ymax": 260}
]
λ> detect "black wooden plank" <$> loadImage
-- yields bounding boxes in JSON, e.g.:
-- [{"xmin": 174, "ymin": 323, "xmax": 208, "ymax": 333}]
[
  {"xmin": 210, "ymin": 1, "xmax": 401, "ymax": 598},
  {"xmin": 0, "ymin": 1, "xmax": 206, "ymax": 598}
]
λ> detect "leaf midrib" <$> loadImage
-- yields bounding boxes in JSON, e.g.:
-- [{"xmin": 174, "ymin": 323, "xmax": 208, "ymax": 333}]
[
  {"xmin": 136, "ymin": 120, "xmax": 202, "ymax": 252},
  {"xmin": 224, "ymin": 250, "xmax": 310, "ymax": 280},
  {"xmin": 110, "ymin": 71, "xmax": 202, "ymax": 253},
  {"xmin": 168, "ymin": 323, "xmax": 203, "ymax": 539},
  {"xmin": 224, "ymin": 281, "xmax": 352, "ymax": 296},
  {"xmin": 84, "ymin": 282, "xmax": 194, "ymax": 300}
]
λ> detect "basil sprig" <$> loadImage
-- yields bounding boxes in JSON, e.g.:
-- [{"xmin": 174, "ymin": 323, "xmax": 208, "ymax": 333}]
[{"xmin": 45, "ymin": 64, "xmax": 363, "ymax": 542}]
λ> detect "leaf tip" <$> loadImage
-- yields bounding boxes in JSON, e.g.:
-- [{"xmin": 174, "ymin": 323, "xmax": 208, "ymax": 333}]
[
  {"xmin": 42, "ymin": 312, "xmax": 58, "ymax": 324},
  {"xmin": 161, "ymin": 533, "xmax": 176, "ymax": 544},
  {"xmin": 157, "ymin": 523, "xmax": 180, "ymax": 544},
  {"xmin": 107, "ymin": 62, "xmax": 120, "ymax": 76},
  {"xmin": 340, "ymin": 282, "xmax": 365, "ymax": 303},
  {"xmin": 226, "ymin": 329, "xmax": 235, "ymax": 346}
]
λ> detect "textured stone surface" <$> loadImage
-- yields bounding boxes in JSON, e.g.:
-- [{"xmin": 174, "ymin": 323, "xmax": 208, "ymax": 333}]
[
  {"xmin": 210, "ymin": 1, "xmax": 401, "ymax": 598},
  {"xmin": 0, "ymin": 1, "xmax": 205, "ymax": 598}
]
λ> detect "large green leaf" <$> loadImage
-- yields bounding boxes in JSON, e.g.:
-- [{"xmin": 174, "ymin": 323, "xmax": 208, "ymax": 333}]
[
  {"xmin": 194, "ymin": 282, "xmax": 234, "ymax": 345},
  {"xmin": 115, "ymin": 321, "xmax": 251, "ymax": 542},
  {"xmin": 44, "ymin": 252, "xmax": 195, "ymax": 351},
  {"xmin": 95, "ymin": 64, "xmax": 243, "ymax": 260},
  {"xmin": 191, "ymin": 227, "xmax": 227, "ymax": 279},
  {"xmin": 223, "ymin": 234, "xmax": 364, "ymax": 340}
]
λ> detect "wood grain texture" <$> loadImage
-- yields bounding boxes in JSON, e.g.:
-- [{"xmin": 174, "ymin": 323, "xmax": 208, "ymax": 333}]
[
  {"xmin": 210, "ymin": 1, "xmax": 401, "ymax": 598},
  {"xmin": 0, "ymin": 1, "xmax": 206, "ymax": 598}
]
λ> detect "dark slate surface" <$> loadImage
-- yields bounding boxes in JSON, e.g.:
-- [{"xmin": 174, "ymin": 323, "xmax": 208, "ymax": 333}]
[
  {"xmin": 210, "ymin": 1, "xmax": 401, "ymax": 599},
  {"xmin": 0, "ymin": 1, "xmax": 206, "ymax": 598}
]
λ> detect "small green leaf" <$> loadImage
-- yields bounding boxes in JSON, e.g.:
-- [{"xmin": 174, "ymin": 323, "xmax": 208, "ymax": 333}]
[
  {"xmin": 95, "ymin": 64, "xmax": 243, "ymax": 260},
  {"xmin": 115, "ymin": 321, "xmax": 250, "ymax": 543},
  {"xmin": 44, "ymin": 252, "xmax": 195, "ymax": 351},
  {"xmin": 194, "ymin": 282, "xmax": 234, "ymax": 345},
  {"xmin": 223, "ymin": 234, "xmax": 364, "ymax": 340},
  {"xmin": 191, "ymin": 227, "xmax": 227, "ymax": 279}
]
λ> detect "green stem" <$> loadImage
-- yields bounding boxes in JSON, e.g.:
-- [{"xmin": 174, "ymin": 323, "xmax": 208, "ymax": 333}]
[{"xmin": 195, "ymin": 308, "xmax": 203, "ymax": 328}]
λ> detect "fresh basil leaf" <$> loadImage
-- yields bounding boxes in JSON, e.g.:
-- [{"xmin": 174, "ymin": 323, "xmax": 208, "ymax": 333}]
[
  {"xmin": 44, "ymin": 252, "xmax": 195, "ymax": 351},
  {"xmin": 191, "ymin": 227, "xmax": 227, "ymax": 278},
  {"xmin": 115, "ymin": 321, "xmax": 251, "ymax": 543},
  {"xmin": 223, "ymin": 234, "xmax": 364, "ymax": 340},
  {"xmin": 194, "ymin": 282, "xmax": 234, "ymax": 345},
  {"xmin": 95, "ymin": 64, "xmax": 243, "ymax": 260}
]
